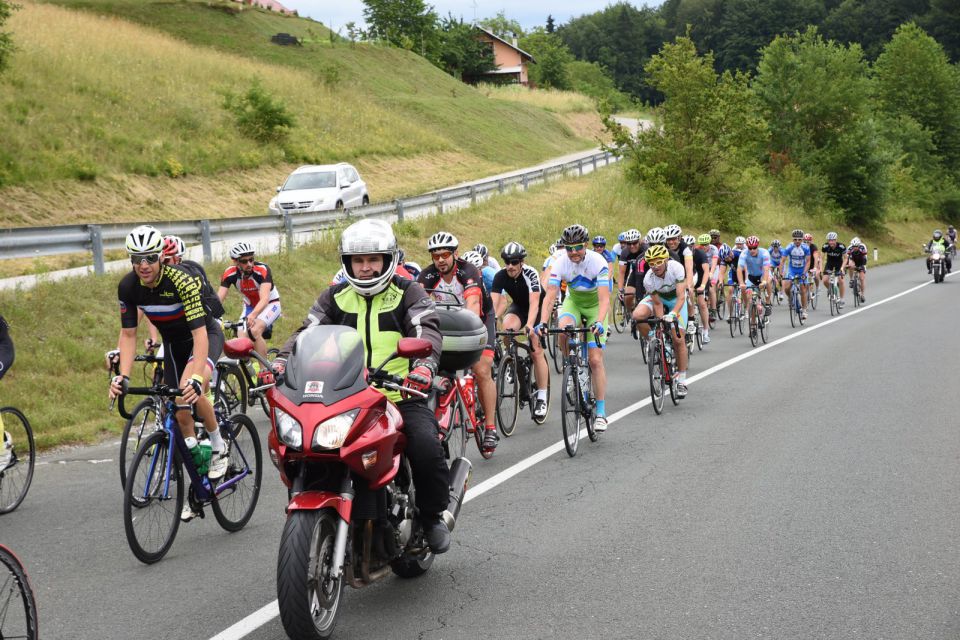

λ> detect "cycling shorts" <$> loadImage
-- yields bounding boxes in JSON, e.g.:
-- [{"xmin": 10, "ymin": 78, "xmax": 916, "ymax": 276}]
[
  {"xmin": 785, "ymin": 268, "xmax": 806, "ymax": 282},
  {"xmin": 745, "ymin": 274, "xmax": 763, "ymax": 288},
  {"xmin": 638, "ymin": 295, "xmax": 689, "ymax": 328},
  {"xmin": 481, "ymin": 312, "xmax": 496, "ymax": 359},
  {"xmin": 0, "ymin": 333, "xmax": 13, "ymax": 382},
  {"xmin": 505, "ymin": 301, "xmax": 544, "ymax": 328},
  {"xmin": 162, "ymin": 326, "xmax": 225, "ymax": 389},
  {"xmin": 243, "ymin": 301, "xmax": 281, "ymax": 328},
  {"xmin": 558, "ymin": 293, "xmax": 607, "ymax": 348}
]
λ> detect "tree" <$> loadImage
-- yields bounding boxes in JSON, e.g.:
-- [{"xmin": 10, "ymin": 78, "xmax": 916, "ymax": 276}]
[
  {"xmin": 919, "ymin": 0, "xmax": 960, "ymax": 62},
  {"xmin": 436, "ymin": 15, "xmax": 497, "ymax": 81},
  {"xmin": 363, "ymin": 0, "xmax": 438, "ymax": 53},
  {"xmin": 0, "ymin": 0, "xmax": 18, "ymax": 75},
  {"xmin": 546, "ymin": 15, "xmax": 555, "ymax": 34},
  {"xmin": 821, "ymin": 0, "xmax": 929, "ymax": 59},
  {"xmin": 520, "ymin": 29, "xmax": 574, "ymax": 89},
  {"xmin": 479, "ymin": 11, "xmax": 524, "ymax": 39}
]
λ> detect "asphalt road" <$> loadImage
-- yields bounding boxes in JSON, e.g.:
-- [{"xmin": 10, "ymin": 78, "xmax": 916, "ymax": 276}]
[{"xmin": 2, "ymin": 257, "xmax": 958, "ymax": 640}]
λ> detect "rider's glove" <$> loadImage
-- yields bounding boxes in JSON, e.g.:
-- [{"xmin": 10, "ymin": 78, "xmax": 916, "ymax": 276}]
[
  {"xmin": 271, "ymin": 358, "xmax": 287, "ymax": 376},
  {"xmin": 591, "ymin": 321, "xmax": 605, "ymax": 336},
  {"xmin": 533, "ymin": 322, "xmax": 548, "ymax": 336},
  {"xmin": 663, "ymin": 312, "xmax": 676, "ymax": 325},
  {"xmin": 105, "ymin": 349, "xmax": 120, "ymax": 372},
  {"xmin": 403, "ymin": 359, "xmax": 436, "ymax": 397},
  {"xmin": 184, "ymin": 374, "xmax": 203, "ymax": 402},
  {"xmin": 111, "ymin": 374, "xmax": 129, "ymax": 397}
]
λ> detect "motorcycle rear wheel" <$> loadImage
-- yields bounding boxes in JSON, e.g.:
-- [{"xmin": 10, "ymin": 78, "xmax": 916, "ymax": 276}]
[{"xmin": 277, "ymin": 509, "xmax": 344, "ymax": 640}]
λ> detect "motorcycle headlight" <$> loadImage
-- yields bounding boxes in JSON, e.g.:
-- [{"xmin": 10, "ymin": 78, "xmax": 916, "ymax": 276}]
[
  {"xmin": 312, "ymin": 410, "xmax": 359, "ymax": 450},
  {"xmin": 274, "ymin": 407, "xmax": 302, "ymax": 451}
]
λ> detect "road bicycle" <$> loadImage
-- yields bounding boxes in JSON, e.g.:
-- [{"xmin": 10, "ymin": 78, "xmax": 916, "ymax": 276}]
[
  {"xmin": 645, "ymin": 316, "xmax": 683, "ymax": 415},
  {"xmin": 0, "ymin": 405, "xmax": 35, "ymax": 514},
  {"xmin": 727, "ymin": 284, "xmax": 745, "ymax": 338},
  {"xmin": 826, "ymin": 270, "xmax": 843, "ymax": 316},
  {"xmin": 113, "ymin": 351, "xmax": 166, "ymax": 496},
  {"xmin": 849, "ymin": 267, "xmax": 865, "ymax": 307},
  {"xmin": 434, "ymin": 370, "xmax": 491, "ymax": 460},
  {"xmin": 0, "ymin": 543, "xmax": 38, "ymax": 639},
  {"xmin": 745, "ymin": 284, "xmax": 769, "ymax": 347},
  {"xmin": 688, "ymin": 289, "xmax": 705, "ymax": 352},
  {"xmin": 117, "ymin": 384, "xmax": 263, "ymax": 564},
  {"xmin": 788, "ymin": 275, "xmax": 806, "ymax": 327},
  {"xmin": 807, "ymin": 270, "xmax": 819, "ymax": 310},
  {"xmin": 545, "ymin": 299, "xmax": 564, "ymax": 374},
  {"xmin": 216, "ymin": 320, "xmax": 281, "ymax": 418},
  {"xmin": 495, "ymin": 330, "xmax": 551, "ymax": 437},
  {"xmin": 773, "ymin": 268, "xmax": 784, "ymax": 305},
  {"xmin": 612, "ymin": 288, "xmax": 629, "ymax": 334},
  {"xmin": 545, "ymin": 326, "xmax": 599, "ymax": 458}
]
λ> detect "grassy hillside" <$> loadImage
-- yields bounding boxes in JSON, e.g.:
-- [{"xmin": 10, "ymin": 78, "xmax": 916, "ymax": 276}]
[
  {"xmin": 0, "ymin": 164, "xmax": 939, "ymax": 450},
  {"xmin": 0, "ymin": 1, "xmax": 600, "ymax": 227}
]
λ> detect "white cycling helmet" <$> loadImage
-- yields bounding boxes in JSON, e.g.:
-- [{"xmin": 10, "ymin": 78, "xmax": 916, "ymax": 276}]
[
  {"xmin": 339, "ymin": 219, "xmax": 398, "ymax": 297},
  {"xmin": 826, "ymin": 232, "xmax": 838, "ymax": 241},
  {"xmin": 664, "ymin": 224, "xmax": 682, "ymax": 239},
  {"xmin": 682, "ymin": 234, "xmax": 696, "ymax": 246},
  {"xmin": 850, "ymin": 236, "xmax": 861, "ymax": 246},
  {"xmin": 473, "ymin": 243, "xmax": 489, "ymax": 258},
  {"xmin": 230, "ymin": 241, "xmax": 255, "ymax": 259},
  {"xmin": 461, "ymin": 250, "xmax": 484, "ymax": 270},
  {"xmin": 125, "ymin": 225, "xmax": 163, "ymax": 254},
  {"xmin": 622, "ymin": 229, "xmax": 642, "ymax": 243},
  {"xmin": 427, "ymin": 231, "xmax": 458, "ymax": 252},
  {"xmin": 734, "ymin": 236, "xmax": 746, "ymax": 246},
  {"xmin": 646, "ymin": 227, "xmax": 666, "ymax": 244}
]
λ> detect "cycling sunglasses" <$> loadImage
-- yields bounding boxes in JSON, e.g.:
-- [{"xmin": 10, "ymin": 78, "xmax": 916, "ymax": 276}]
[
  {"xmin": 430, "ymin": 250, "xmax": 453, "ymax": 260},
  {"xmin": 130, "ymin": 253, "xmax": 160, "ymax": 265},
  {"xmin": 565, "ymin": 243, "xmax": 585, "ymax": 252},
  {"xmin": 505, "ymin": 258, "xmax": 523, "ymax": 266},
  {"xmin": 237, "ymin": 256, "xmax": 256, "ymax": 264}
]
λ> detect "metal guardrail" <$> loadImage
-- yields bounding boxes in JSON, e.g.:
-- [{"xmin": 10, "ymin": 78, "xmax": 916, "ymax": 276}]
[{"xmin": 0, "ymin": 150, "xmax": 618, "ymax": 274}]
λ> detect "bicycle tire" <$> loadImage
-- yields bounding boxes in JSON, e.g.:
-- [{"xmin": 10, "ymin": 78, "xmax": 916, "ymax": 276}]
[
  {"xmin": 441, "ymin": 393, "xmax": 469, "ymax": 464},
  {"xmin": 0, "ymin": 545, "xmax": 39, "ymax": 640},
  {"xmin": 737, "ymin": 302, "xmax": 744, "ymax": 335},
  {"xmin": 118, "ymin": 397, "xmax": 161, "ymax": 496},
  {"xmin": 647, "ymin": 340, "xmax": 664, "ymax": 415},
  {"xmin": 668, "ymin": 354, "xmax": 680, "ymax": 406},
  {"xmin": 582, "ymin": 361, "xmax": 598, "ymax": 443},
  {"xmin": 789, "ymin": 293, "xmax": 798, "ymax": 327},
  {"xmin": 613, "ymin": 298, "xmax": 624, "ymax": 333},
  {"xmin": 215, "ymin": 363, "xmax": 247, "ymax": 416},
  {"xmin": 472, "ymin": 395, "xmax": 493, "ymax": 461},
  {"xmin": 760, "ymin": 307, "xmax": 769, "ymax": 343},
  {"xmin": 560, "ymin": 365, "xmax": 582, "ymax": 457},
  {"xmin": 809, "ymin": 282, "xmax": 818, "ymax": 310},
  {"xmin": 212, "ymin": 413, "xmax": 263, "ymax": 532},
  {"xmin": 550, "ymin": 332, "xmax": 563, "ymax": 375},
  {"xmin": 639, "ymin": 332, "xmax": 648, "ymax": 364},
  {"xmin": 123, "ymin": 430, "xmax": 183, "ymax": 564},
  {"xmin": 0, "ymin": 407, "xmax": 36, "ymax": 515},
  {"xmin": 495, "ymin": 356, "xmax": 519, "ymax": 437},
  {"xmin": 749, "ymin": 306, "xmax": 759, "ymax": 347}
]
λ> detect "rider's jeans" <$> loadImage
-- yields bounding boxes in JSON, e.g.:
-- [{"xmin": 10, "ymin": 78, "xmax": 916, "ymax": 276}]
[{"xmin": 397, "ymin": 399, "xmax": 450, "ymax": 518}]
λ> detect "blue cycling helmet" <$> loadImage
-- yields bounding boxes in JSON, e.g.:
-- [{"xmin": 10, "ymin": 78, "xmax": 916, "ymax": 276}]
[{"xmin": 592, "ymin": 235, "xmax": 607, "ymax": 246}]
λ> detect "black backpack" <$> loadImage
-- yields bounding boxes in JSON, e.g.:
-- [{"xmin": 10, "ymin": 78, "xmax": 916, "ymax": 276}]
[{"xmin": 180, "ymin": 260, "xmax": 226, "ymax": 320}]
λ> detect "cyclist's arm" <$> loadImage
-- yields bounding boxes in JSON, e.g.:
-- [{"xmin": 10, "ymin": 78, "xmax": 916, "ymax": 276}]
[
  {"xmin": 596, "ymin": 283, "xmax": 610, "ymax": 325},
  {"xmin": 464, "ymin": 291, "xmax": 481, "ymax": 316},
  {"xmin": 248, "ymin": 281, "xmax": 272, "ymax": 319},
  {"xmin": 185, "ymin": 326, "xmax": 209, "ymax": 383},
  {"xmin": 526, "ymin": 289, "xmax": 541, "ymax": 330},
  {"xmin": 117, "ymin": 328, "xmax": 137, "ymax": 378},
  {"xmin": 217, "ymin": 285, "xmax": 229, "ymax": 303},
  {"xmin": 539, "ymin": 284, "xmax": 559, "ymax": 325},
  {"xmin": 491, "ymin": 291, "xmax": 507, "ymax": 319},
  {"xmin": 671, "ymin": 281, "xmax": 687, "ymax": 315},
  {"xmin": 762, "ymin": 265, "xmax": 772, "ymax": 286},
  {"xmin": 618, "ymin": 262, "xmax": 628, "ymax": 288}
]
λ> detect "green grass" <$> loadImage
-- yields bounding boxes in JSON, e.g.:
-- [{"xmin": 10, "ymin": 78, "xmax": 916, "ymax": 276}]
[{"xmin": 0, "ymin": 164, "xmax": 940, "ymax": 450}]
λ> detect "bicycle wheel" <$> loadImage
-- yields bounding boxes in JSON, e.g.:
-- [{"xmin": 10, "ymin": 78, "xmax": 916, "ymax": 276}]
[
  {"xmin": 495, "ymin": 355, "xmax": 519, "ymax": 437},
  {"xmin": 639, "ymin": 331, "xmax": 648, "ymax": 364},
  {"xmin": 613, "ymin": 298, "xmax": 624, "ymax": 333},
  {"xmin": 0, "ymin": 545, "xmax": 39, "ymax": 640},
  {"xmin": 749, "ymin": 306, "xmax": 759, "ymax": 347},
  {"xmin": 853, "ymin": 279, "xmax": 861, "ymax": 308},
  {"xmin": 212, "ymin": 414, "xmax": 262, "ymax": 532},
  {"xmin": 215, "ymin": 363, "xmax": 247, "ymax": 416},
  {"xmin": 729, "ymin": 304, "xmax": 737, "ymax": 338},
  {"xmin": 560, "ymin": 365, "xmax": 582, "ymax": 457},
  {"xmin": 445, "ymin": 395, "xmax": 469, "ymax": 463},
  {"xmin": 669, "ymin": 360, "xmax": 680, "ymax": 406},
  {"xmin": 716, "ymin": 289, "xmax": 726, "ymax": 319},
  {"xmin": 471, "ymin": 396, "xmax": 493, "ymax": 461},
  {"xmin": 123, "ymin": 430, "xmax": 183, "ymax": 564},
  {"xmin": 0, "ymin": 408, "xmax": 35, "ymax": 515},
  {"xmin": 550, "ymin": 332, "xmax": 563, "ymax": 375},
  {"xmin": 759, "ymin": 307, "xmax": 769, "ymax": 343},
  {"xmin": 118, "ymin": 397, "xmax": 160, "ymax": 496},
  {"xmin": 647, "ymin": 340, "xmax": 664, "ymax": 415},
  {"xmin": 737, "ymin": 302, "xmax": 744, "ymax": 335},
  {"xmin": 789, "ymin": 293, "xmax": 797, "ymax": 328},
  {"xmin": 809, "ymin": 282, "xmax": 818, "ymax": 310}
]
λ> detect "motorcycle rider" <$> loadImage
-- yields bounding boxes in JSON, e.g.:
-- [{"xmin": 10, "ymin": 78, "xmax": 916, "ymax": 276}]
[
  {"xmin": 925, "ymin": 229, "xmax": 952, "ymax": 274},
  {"xmin": 271, "ymin": 219, "xmax": 453, "ymax": 554}
]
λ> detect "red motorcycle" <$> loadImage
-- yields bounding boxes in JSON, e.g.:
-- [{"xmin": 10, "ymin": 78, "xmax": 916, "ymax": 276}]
[{"xmin": 224, "ymin": 325, "xmax": 471, "ymax": 640}]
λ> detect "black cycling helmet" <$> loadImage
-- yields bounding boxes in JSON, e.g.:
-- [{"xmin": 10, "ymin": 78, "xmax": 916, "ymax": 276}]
[
  {"xmin": 561, "ymin": 224, "xmax": 589, "ymax": 245},
  {"xmin": 792, "ymin": 229, "xmax": 804, "ymax": 239},
  {"xmin": 500, "ymin": 241, "xmax": 527, "ymax": 261}
]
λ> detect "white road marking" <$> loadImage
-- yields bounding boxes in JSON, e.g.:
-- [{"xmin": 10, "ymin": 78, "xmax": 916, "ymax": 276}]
[{"xmin": 210, "ymin": 269, "xmax": 947, "ymax": 640}]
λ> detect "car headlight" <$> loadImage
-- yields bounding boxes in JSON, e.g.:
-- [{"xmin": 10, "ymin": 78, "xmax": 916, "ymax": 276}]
[
  {"xmin": 312, "ymin": 410, "xmax": 359, "ymax": 450},
  {"xmin": 275, "ymin": 407, "xmax": 302, "ymax": 450}
]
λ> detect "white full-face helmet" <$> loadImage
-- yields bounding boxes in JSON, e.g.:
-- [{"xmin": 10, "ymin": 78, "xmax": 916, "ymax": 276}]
[{"xmin": 339, "ymin": 219, "xmax": 398, "ymax": 297}]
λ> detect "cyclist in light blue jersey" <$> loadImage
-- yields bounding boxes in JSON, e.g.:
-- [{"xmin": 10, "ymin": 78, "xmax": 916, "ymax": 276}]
[{"xmin": 737, "ymin": 235, "xmax": 773, "ymax": 317}]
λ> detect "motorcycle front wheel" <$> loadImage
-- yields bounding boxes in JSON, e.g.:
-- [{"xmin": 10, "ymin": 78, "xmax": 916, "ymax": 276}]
[{"xmin": 277, "ymin": 509, "xmax": 345, "ymax": 640}]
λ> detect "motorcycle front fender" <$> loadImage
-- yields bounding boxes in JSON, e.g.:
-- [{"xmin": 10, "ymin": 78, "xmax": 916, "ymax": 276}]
[{"xmin": 287, "ymin": 491, "xmax": 353, "ymax": 523}]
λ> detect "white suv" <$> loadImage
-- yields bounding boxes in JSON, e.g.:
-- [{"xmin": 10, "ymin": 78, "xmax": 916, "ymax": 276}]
[{"xmin": 268, "ymin": 163, "xmax": 369, "ymax": 215}]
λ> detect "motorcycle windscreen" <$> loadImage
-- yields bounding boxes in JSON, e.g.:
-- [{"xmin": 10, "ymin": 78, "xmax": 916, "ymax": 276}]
[{"xmin": 281, "ymin": 325, "xmax": 367, "ymax": 405}]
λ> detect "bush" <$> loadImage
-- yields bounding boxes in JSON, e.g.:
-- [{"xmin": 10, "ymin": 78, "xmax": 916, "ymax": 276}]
[
  {"xmin": 163, "ymin": 156, "xmax": 185, "ymax": 178},
  {"xmin": 222, "ymin": 79, "xmax": 295, "ymax": 143}
]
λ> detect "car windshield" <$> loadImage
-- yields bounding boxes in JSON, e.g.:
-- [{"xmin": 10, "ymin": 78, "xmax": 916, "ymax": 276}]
[
  {"xmin": 283, "ymin": 171, "xmax": 337, "ymax": 191},
  {"xmin": 280, "ymin": 325, "xmax": 367, "ymax": 405}
]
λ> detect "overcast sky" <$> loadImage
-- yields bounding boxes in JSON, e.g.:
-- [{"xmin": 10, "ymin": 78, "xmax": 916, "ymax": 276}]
[{"xmin": 283, "ymin": 1, "xmax": 660, "ymax": 34}]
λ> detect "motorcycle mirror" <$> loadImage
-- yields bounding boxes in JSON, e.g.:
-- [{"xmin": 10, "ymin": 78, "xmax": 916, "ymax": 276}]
[
  {"xmin": 224, "ymin": 337, "xmax": 256, "ymax": 359},
  {"xmin": 397, "ymin": 337, "xmax": 432, "ymax": 360}
]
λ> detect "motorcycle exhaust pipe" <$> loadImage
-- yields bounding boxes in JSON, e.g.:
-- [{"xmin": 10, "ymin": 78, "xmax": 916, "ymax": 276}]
[{"xmin": 442, "ymin": 456, "xmax": 472, "ymax": 532}]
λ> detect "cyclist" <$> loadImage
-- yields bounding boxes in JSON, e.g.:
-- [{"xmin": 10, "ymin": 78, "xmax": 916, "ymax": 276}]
[
  {"xmin": 109, "ymin": 225, "xmax": 227, "ymax": 521},
  {"xmin": 820, "ymin": 232, "xmax": 847, "ymax": 307},
  {"xmin": 632, "ymin": 244, "xmax": 689, "ymax": 398},
  {"xmin": 419, "ymin": 232, "xmax": 499, "ymax": 454},
  {"xmin": 611, "ymin": 231, "xmax": 627, "ymax": 262},
  {"xmin": 737, "ymin": 235, "xmax": 773, "ymax": 321},
  {"xmin": 617, "ymin": 229, "xmax": 645, "ymax": 325},
  {"xmin": 470, "ymin": 247, "xmax": 498, "ymax": 294},
  {"xmin": 925, "ymin": 229, "xmax": 952, "ymax": 274},
  {"xmin": 163, "ymin": 235, "xmax": 223, "ymax": 322},
  {"xmin": 0, "ymin": 313, "xmax": 14, "ymax": 471},
  {"xmin": 695, "ymin": 233, "xmax": 719, "ymax": 338},
  {"xmin": 271, "ymin": 219, "xmax": 452, "ymax": 554},
  {"xmin": 686, "ymin": 234, "xmax": 712, "ymax": 344},
  {"xmin": 217, "ymin": 242, "xmax": 281, "ymax": 361},
  {"xmin": 804, "ymin": 233, "xmax": 821, "ymax": 304},
  {"xmin": 665, "ymin": 226, "xmax": 694, "ymax": 329},
  {"xmin": 845, "ymin": 237, "xmax": 868, "ymax": 303},
  {"xmin": 536, "ymin": 224, "xmax": 611, "ymax": 431},
  {"xmin": 948, "ymin": 225, "xmax": 957, "ymax": 254},
  {"xmin": 473, "ymin": 243, "xmax": 501, "ymax": 271},
  {"xmin": 768, "ymin": 239, "xmax": 784, "ymax": 302},
  {"xmin": 399, "ymin": 248, "xmax": 422, "ymax": 280},
  {"xmin": 490, "ymin": 242, "xmax": 549, "ymax": 420},
  {"xmin": 592, "ymin": 235, "xmax": 616, "ymax": 283},
  {"xmin": 724, "ymin": 236, "xmax": 747, "ymax": 322},
  {"xmin": 782, "ymin": 229, "xmax": 811, "ymax": 319}
]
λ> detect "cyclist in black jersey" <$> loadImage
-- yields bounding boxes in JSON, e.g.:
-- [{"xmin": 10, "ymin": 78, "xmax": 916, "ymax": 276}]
[
  {"xmin": 617, "ymin": 229, "xmax": 645, "ymax": 321},
  {"xmin": 687, "ymin": 236, "xmax": 712, "ymax": 343},
  {"xmin": 820, "ymin": 232, "xmax": 847, "ymax": 307},
  {"xmin": 109, "ymin": 226, "xmax": 228, "ymax": 514},
  {"xmin": 490, "ymin": 242, "xmax": 549, "ymax": 420}
]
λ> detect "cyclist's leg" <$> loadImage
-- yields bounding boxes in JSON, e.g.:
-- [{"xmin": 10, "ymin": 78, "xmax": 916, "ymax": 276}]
[
  {"xmin": 527, "ymin": 302, "xmax": 548, "ymax": 392},
  {"xmin": 631, "ymin": 294, "xmax": 656, "ymax": 335},
  {"xmin": 671, "ymin": 300, "xmax": 689, "ymax": 375},
  {"xmin": 859, "ymin": 266, "xmax": 867, "ymax": 298},
  {"xmin": 472, "ymin": 314, "xmax": 497, "ymax": 434},
  {"xmin": 696, "ymin": 284, "xmax": 710, "ymax": 336},
  {"xmin": 249, "ymin": 302, "xmax": 281, "ymax": 359},
  {"xmin": 579, "ymin": 299, "xmax": 607, "ymax": 418}
]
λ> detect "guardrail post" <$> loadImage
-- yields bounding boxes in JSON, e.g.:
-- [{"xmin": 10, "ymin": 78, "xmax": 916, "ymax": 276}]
[
  {"xmin": 522, "ymin": 173, "xmax": 529, "ymax": 191},
  {"xmin": 436, "ymin": 192, "xmax": 444, "ymax": 214},
  {"xmin": 578, "ymin": 159, "xmax": 583, "ymax": 176},
  {"xmin": 498, "ymin": 178, "xmax": 504, "ymax": 193},
  {"xmin": 200, "ymin": 219, "xmax": 212, "ymax": 262},
  {"xmin": 470, "ymin": 185, "xmax": 477, "ymax": 205},
  {"xmin": 283, "ymin": 213, "xmax": 294, "ymax": 251},
  {"xmin": 592, "ymin": 155, "xmax": 598, "ymax": 172},
  {"xmin": 89, "ymin": 225, "xmax": 104, "ymax": 275},
  {"xmin": 605, "ymin": 152, "xmax": 610, "ymax": 166},
  {"xmin": 395, "ymin": 199, "xmax": 404, "ymax": 222}
]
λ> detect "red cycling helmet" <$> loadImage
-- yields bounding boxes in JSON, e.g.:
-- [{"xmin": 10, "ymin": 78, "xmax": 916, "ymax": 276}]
[
  {"xmin": 803, "ymin": 233, "xmax": 813, "ymax": 242},
  {"xmin": 161, "ymin": 235, "xmax": 184, "ymax": 260},
  {"xmin": 746, "ymin": 235, "xmax": 760, "ymax": 249}
]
